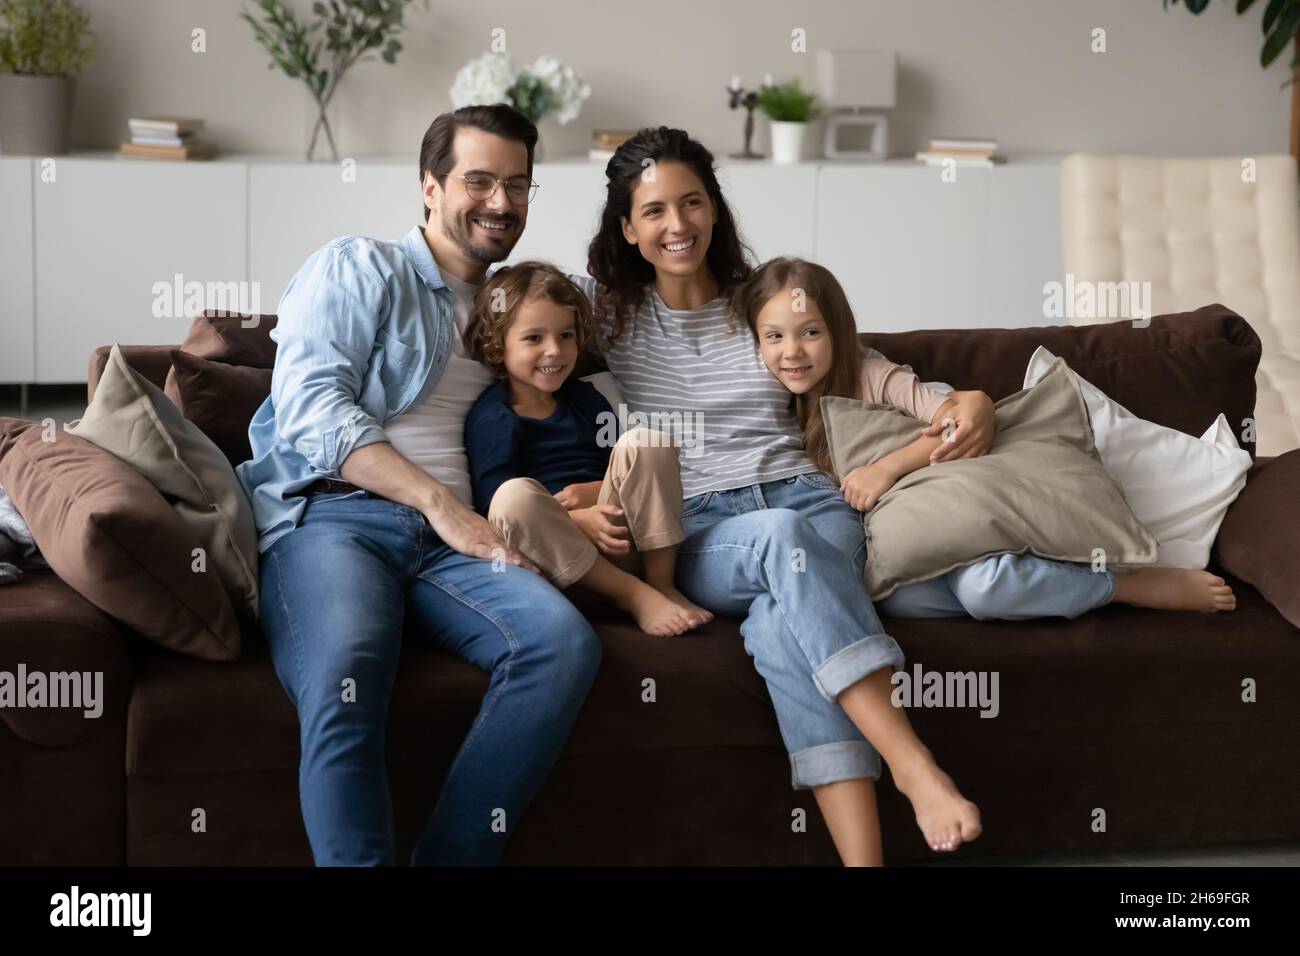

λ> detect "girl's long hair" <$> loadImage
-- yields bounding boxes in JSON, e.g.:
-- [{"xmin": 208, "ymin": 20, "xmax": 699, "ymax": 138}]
[
  {"xmin": 586, "ymin": 126, "xmax": 755, "ymax": 344},
  {"xmin": 734, "ymin": 257, "xmax": 863, "ymax": 478}
]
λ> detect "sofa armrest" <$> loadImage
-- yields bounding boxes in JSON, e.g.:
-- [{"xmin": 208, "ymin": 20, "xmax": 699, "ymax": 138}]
[{"xmin": 1213, "ymin": 450, "xmax": 1300, "ymax": 628}]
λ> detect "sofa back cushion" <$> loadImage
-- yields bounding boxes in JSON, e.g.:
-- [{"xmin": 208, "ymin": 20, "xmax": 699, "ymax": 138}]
[{"xmin": 859, "ymin": 304, "xmax": 1261, "ymax": 455}]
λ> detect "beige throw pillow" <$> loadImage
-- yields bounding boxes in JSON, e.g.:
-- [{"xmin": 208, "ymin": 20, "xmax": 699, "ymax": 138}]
[
  {"xmin": 66, "ymin": 344, "xmax": 260, "ymax": 619},
  {"xmin": 822, "ymin": 358, "xmax": 1158, "ymax": 599}
]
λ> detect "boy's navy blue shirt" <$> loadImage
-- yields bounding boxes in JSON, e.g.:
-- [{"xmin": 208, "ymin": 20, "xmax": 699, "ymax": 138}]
[{"xmin": 465, "ymin": 377, "xmax": 616, "ymax": 516}]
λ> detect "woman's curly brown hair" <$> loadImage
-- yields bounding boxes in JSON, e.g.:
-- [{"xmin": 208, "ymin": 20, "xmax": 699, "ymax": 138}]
[{"xmin": 462, "ymin": 260, "xmax": 596, "ymax": 378}]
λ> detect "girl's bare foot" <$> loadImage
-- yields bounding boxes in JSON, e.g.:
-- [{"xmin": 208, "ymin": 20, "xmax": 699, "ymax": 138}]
[
  {"xmin": 655, "ymin": 587, "xmax": 714, "ymax": 629},
  {"xmin": 1112, "ymin": 568, "xmax": 1236, "ymax": 613},
  {"xmin": 617, "ymin": 581, "xmax": 705, "ymax": 636},
  {"xmin": 891, "ymin": 751, "xmax": 982, "ymax": 853}
]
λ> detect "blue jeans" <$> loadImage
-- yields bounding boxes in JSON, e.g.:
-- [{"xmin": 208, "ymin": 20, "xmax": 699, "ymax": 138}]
[
  {"xmin": 675, "ymin": 472, "xmax": 905, "ymax": 790},
  {"xmin": 258, "ymin": 490, "xmax": 601, "ymax": 866},
  {"xmin": 880, "ymin": 553, "xmax": 1116, "ymax": 619},
  {"xmin": 674, "ymin": 473, "xmax": 1116, "ymax": 790}
]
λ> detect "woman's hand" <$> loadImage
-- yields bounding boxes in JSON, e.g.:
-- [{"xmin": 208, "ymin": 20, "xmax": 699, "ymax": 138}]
[
  {"xmin": 571, "ymin": 505, "xmax": 632, "ymax": 555},
  {"xmin": 840, "ymin": 463, "xmax": 900, "ymax": 513},
  {"xmin": 924, "ymin": 390, "xmax": 996, "ymax": 463},
  {"xmin": 554, "ymin": 480, "xmax": 603, "ymax": 511}
]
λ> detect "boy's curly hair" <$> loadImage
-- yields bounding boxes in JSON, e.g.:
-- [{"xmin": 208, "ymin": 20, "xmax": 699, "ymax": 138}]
[{"xmin": 463, "ymin": 260, "xmax": 595, "ymax": 379}]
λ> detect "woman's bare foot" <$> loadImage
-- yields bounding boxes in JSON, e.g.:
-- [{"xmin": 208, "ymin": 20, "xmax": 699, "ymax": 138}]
[
  {"xmin": 1111, "ymin": 568, "xmax": 1236, "ymax": 613},
  {"xmin": 618, "ymin": 581, "xmax": 706, "ymax": 636},
  {"xmin": 654, "ymin": 587, "xmax": 714, "ymax": 629},
  {"xmin": 891, "ymin": 750, "xmax": 982, "ymax": 853}
]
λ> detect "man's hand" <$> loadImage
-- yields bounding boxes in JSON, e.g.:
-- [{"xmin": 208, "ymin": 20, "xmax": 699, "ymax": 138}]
[
  {"xmin": 840, "ymin": 463, "xmax": 899, "ymax": 513},
  {"xmin": 420, "ymin": 493, "xmax": 539, "ymax": 573},
  {"xmin": 571, "ymin": 505, "xmax": 631, "ymax": 555},
  {"xmin": 923, "ymin": 390, "xmax": 996, "ymax": 463},
  {"xmin": 554, "ymin": 480, "xmax": 603, "ymax": 511}
]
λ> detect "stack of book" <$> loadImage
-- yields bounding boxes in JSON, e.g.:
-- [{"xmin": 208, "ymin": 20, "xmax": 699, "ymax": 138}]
[
  {"xmin": 119, "ymin": 117, "xmax": 217, "ymax": 160},
  {"xmin": 588, "ymin": 129, "xmax": 635, "ymax": 162},
  {"xmin": 915, "ymin": 137, "xmax": 1003, "ymax": 167}
]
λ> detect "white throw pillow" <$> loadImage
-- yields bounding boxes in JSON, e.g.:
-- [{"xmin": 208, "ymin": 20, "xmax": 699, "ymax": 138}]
[
  {"xmin": 581, "ymin": 371, "xmax": 625, "ymax": 417},
  {"xmin": 1024, "ymin": 346, "xmax": 1251, "ymax": 569}
]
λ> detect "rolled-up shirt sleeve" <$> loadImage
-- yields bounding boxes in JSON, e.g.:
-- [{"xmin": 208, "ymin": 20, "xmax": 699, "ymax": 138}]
[
  {"xmin": 859, "ymin": 356, "xmax": 951, "ymax": 424},
  {"xmin": 270, "ymin": 244, "xmax": 392, "ymax": 477}
]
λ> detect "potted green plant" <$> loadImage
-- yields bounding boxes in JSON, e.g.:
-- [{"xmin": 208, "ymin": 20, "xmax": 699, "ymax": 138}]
[
  {"xmin": 241, "ymin": 0, "xmax": 426, "ymax": 162},
  {"xmin": 757, "ymin": 78, "xmax": 821, "ymax": 164},
  {"xmin": 0, "ymin": 0, "xmax": 95, "ymax": 155}
]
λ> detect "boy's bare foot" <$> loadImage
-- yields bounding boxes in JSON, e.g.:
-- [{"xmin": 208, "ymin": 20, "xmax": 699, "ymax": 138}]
[
  {"xmin": 891, "ymin": 751, "xmax": 982, "ymax": 853},
  {"xmin": 1112, "ymin": 567, "xmax": 1236, "ymax": 613},
  {"xmin": 617, "ymin": 582, "xmax": 705, "ymax": 636},
  {"xmin": 654, "ymin": 587, "xmax": 714, "ymax": 629}
]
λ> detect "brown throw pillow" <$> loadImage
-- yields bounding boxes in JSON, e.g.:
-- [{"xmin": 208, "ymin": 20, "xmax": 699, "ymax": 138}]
[
  {"xmin": 66, "ymin": 345, "xmax": 261, "ymax": 621},
  {"xmin": 166, "ymin": 351, "xmax": 272, "ymax": 466},
  {"xmin": 0, "ymin": 417, "xmax": 241, "ymax": 660},
  {"xmin": 822, "ymin": 358, "xmax": 1159, "ymax": 599},
  {"xmin": 1213, "ymin": 450, "xmax": 1300, "ymax": 629},
  {"xmin": 179, "ymin": 310, "xmax": 278, "ymax": 368},
  {"xmin": 163, "ymin": 311, "xmax": 277, "ymax": 410}
]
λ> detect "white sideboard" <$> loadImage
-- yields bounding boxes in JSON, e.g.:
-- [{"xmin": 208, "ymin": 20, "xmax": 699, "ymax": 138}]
[
  {"xmin": 0, "ymin": 152, "xmax": 1065, "ymax": 383},
  {"xmin": 0, "ymin": 157, "xmax": 35, "ymax": 382}
]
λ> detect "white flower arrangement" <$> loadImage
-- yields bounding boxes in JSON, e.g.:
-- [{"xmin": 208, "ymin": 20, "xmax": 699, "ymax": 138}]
[{"xmin": 450, "ymin": 51, "xmax": 591, "ymax": 125}]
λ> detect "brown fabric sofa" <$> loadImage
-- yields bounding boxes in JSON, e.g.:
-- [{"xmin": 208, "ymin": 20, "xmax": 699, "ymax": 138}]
[{"xmin": 2, "ymin": 304, "xmax": 1298, "ymax": 866}]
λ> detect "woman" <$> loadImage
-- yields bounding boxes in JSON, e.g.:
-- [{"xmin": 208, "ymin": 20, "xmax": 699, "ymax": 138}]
[{"xmin": 566, "ymin": 126, "xmax": 998, "ymax": 866}]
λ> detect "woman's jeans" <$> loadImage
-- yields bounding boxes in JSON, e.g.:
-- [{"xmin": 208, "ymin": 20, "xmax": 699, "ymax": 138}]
[
  {"xmin": 259, "ymin": 490, "xmax": 601, "ymax": 866},
  {"xmin": 674, "ymin": 473, "xmax": 1114, "ymax": 790}
]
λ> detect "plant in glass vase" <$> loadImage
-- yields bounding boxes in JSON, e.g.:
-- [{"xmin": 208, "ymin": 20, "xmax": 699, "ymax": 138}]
[
  {"xmin": 450, "ymin": 52, "xmax": 591, "ymax": 158},
  {"xmin": 240, "ymin": 0, "xmax": 426, "ymax": 162}
]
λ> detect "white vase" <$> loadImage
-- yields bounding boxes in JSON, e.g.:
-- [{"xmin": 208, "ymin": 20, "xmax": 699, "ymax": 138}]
[{"xmin": 768, "ymin": 120, "xmax": 807, "ymax": 164}]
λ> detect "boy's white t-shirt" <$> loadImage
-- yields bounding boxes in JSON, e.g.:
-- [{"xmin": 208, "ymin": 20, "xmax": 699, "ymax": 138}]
[{"xmin": 382, "ymin": 270, "xmax": 493, "ymax": 507}]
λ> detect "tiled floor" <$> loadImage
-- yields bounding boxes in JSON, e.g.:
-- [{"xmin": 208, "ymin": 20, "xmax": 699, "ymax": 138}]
[{"xmin": 5, "ymin": 386, "xmax": 1299, "ymax": 869}]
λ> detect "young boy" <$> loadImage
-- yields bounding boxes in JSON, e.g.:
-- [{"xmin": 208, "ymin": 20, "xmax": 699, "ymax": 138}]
[{"xmin": 463, "ymin": 260, "xmax": 712, "ymax": 636}]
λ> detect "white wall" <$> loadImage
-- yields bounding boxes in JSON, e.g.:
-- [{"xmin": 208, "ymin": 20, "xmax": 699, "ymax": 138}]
[{"xmin": 67, "ymin": 0, "xmax": 1293, "ymax": 162}]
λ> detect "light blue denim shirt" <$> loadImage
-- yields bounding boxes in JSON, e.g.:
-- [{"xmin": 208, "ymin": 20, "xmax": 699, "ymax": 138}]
[{"xmin": 236, "ymin": 225, "xmax": 459, "ymax": 554}]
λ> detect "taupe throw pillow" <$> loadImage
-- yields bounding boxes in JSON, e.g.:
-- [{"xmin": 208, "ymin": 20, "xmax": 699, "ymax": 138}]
[
  {"xmin": 822, "ymin": 358, "xmax": 1158, "ymax": 599},
  {"xmin": 66, "ymin": 345, "xmax": 260, "ymax": 619}
]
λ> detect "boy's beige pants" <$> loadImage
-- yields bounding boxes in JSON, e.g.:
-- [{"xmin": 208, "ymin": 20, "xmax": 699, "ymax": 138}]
[{"xmin": 487, "ymin": 427, "xmax": 683, "ymax": 587}]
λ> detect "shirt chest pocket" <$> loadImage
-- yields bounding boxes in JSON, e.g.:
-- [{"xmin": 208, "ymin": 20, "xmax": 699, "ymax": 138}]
[{"xmin": 376, "ymin": 330, "xmax": 421, "ymax": 408}]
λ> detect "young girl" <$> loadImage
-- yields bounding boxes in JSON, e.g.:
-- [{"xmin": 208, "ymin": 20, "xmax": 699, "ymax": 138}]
[
  {"xmin": 738, "ymin": 255, "xmax": 1238, "ymax": 618},
  {"xmin": 463, "ymin": 260, "xmax": 713, "ymax": 637}
]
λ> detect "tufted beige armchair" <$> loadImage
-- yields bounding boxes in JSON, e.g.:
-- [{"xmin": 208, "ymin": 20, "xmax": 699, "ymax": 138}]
[{"xmin": 1060, "ymin": 154, "xmax": 1300, "ymax": 457}]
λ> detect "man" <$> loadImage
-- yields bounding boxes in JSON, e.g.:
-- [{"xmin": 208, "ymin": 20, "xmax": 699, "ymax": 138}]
[{"xmin": 236, "ymin": 105, "xmax": 601, "ymax": 866}]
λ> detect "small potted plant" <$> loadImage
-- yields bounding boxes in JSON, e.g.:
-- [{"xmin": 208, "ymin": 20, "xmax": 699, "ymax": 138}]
[
  {"xmin": 450, "ymin": 52, "xmax": 591, "ymax": 159},
  {"xmin": 757, "ymin": 78, "xmax": 821, "ymax": 164},
  {"xmin": 0, "ymin": 0, "xmax": 95, "ymax": 155}
]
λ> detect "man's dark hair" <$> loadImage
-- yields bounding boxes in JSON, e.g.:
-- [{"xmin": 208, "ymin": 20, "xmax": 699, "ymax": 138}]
[{"xmin": 418, "ymin": 104, "xmax": 538, "ymax": 222}]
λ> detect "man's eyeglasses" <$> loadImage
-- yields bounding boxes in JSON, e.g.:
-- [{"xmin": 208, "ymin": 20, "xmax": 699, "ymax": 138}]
[{"xmin": 453, "ymin": 173, "xmax": 539, "ymax": 205}]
